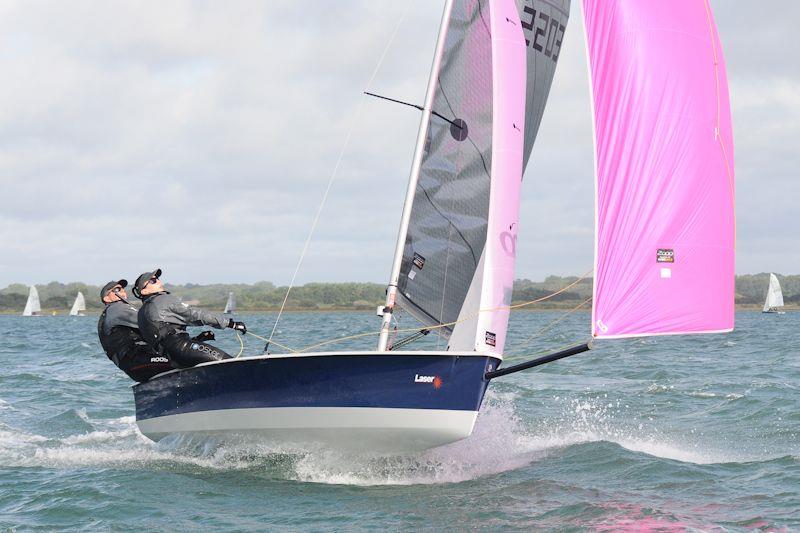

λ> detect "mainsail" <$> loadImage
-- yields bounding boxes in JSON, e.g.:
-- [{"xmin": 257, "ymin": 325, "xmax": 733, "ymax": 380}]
[
  {"xmin": 69, "ymin": 292, "xmax": 86, "ymax": 316},
  {"xmin": 22, "ymin": 286, "xmax": 41, "ymax": 316},
  {"xmin": 585, "ymin": 0, "xmax": 735, "ymax": 338},
  {"xmin": 763, "ymin": 273, "xmax": 784, "ymax": 312},
  {"xmin": 389, "ymin": 0, "xmax": 563, "ymax": 355},
  {"xmin": 224, "ymin": 292, "xmax": 236, "ymax": 314}
]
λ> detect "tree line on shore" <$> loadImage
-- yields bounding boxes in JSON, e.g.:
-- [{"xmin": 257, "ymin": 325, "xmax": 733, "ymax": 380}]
[{"xmin": 0, "ymin": 274, "xmax": 796, "ymax": 313}]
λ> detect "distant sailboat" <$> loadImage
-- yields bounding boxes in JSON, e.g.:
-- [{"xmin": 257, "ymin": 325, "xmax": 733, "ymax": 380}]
[
  {"xmin": 223, "ymin": 292, "xmax": 236, "ymax": 314},
  {"xmin": 762, "ymin": 273, "xmax": 785, "ymax": 314},
  {"xmin": 69, "ymin": 291, "xmax": 87, "ymax": 316},
  {"xmin": 22, "ymin": 286, "xmax": 41, "ymax": 316}
]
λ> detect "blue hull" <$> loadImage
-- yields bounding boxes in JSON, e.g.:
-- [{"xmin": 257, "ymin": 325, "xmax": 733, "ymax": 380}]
[{"xmin": 133, "ymin": 352, "xmax": 500, "ymax": 451}]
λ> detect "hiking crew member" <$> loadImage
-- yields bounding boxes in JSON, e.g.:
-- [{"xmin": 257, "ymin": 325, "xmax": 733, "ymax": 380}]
[
  {"xmin": 133, "ymin": 268, "xmax": 247, "ymax": 368},
  {"xmin": 97, "ymin": 279, "xmax": 172, "ymax": 382}
]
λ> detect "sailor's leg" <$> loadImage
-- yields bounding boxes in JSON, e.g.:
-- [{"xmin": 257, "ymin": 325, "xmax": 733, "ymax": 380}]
[
  {"xmin": 120, "ymin": 345, "xmax": 173, "ymax": 382},
  {"xmin": 161, "ymin": 334, "xmax": 232, "ymax": 368}
]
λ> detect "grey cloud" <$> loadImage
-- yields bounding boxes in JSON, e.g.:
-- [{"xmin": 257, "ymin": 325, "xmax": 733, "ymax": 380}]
[{"xmin": 0, "ymin": 1, "xmax": 797, "ymax": 287}]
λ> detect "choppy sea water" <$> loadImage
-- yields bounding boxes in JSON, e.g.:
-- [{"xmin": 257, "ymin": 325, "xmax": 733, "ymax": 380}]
[{"xmin": 0, "ymin": 311, "xmax": 797, "ymax": 531}]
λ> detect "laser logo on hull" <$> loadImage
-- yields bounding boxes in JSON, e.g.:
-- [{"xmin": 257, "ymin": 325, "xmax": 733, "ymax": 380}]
[{"xmin": 414, "ymin": 374, "xmax": 443, "ymax": 389}]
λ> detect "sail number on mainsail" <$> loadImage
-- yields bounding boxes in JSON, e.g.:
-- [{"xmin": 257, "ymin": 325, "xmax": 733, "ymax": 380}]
[{"xmin": 520, "ymin": 3, "xmax": 567, "ymax": 61}]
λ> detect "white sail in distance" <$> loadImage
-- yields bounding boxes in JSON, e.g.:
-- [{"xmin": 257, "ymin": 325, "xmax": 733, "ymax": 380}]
[
  {"xmin": 69, "ymin": 291, "xmax": 86, "ymax": 316},
  {"xmin": 763, "ymin": 273, "xmax": 784, "ymax": 312},
  {"xmin": 224, "ymin": 292, "xmax": 236, "ymax": 314},
  {"xmin": 22, "ymin": 286, "xmax": 41, "ymax": 316}
]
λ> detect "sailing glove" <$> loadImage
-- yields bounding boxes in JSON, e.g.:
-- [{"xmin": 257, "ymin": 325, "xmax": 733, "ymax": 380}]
[
  {"xmin": 228, "ymin": 320, "xmax": 247, "ymax": 334},
  {"xmin": 192, "ymin": 331, "xmax": 216, "ymax": 343}
]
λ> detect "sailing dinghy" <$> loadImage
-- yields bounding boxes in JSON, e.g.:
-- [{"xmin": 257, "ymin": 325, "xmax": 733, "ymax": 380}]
[
  {"xmin": 133, "ymin": 0, "xmax": 735, "ymax": 452},
  {"xmin": 69, "ymin": 291, "xmax": 86, "ymax": 316},
  {"xmin": 762, "ymin": 273, "xmax": 785, "ymax": 314},
  {"xmin": 223, "ymin": 292, "xmax": 236, "ymax": 314},
  {"xmin": 22, "ymin": 286, "xmax": 41, "ymax": 316}
]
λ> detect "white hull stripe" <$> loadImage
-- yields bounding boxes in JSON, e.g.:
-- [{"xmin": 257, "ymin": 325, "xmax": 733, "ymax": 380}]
[{"xmin": 137, "ymin": 406, "xmax": 479, "ymax": 452}]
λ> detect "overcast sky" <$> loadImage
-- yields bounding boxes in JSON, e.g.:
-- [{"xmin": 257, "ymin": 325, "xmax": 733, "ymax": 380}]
[{"xmin": 1, "ymin": 1, "xmax": 797, "ymax": 287}]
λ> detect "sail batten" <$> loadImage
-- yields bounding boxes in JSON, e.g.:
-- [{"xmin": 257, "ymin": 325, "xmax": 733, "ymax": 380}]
[{"xmin": 585, "ymin": 0, "xmax": 735, "ymax": 338}]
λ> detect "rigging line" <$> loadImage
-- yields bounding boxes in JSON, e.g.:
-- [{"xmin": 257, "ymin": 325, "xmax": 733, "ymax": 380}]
[
  {"xmin": 234, "ymin": 331, "xmax": 244, "ymax": 358},
  {"xmin": 364, "ymin": 92, "xmax": 422, "ymax": 111},
  {"xmin": 266, "ymin": 1, "xmax": 415, "ymax": 346},
  {"xmin": 504, "ymin": 296, "xmax": 593, "ymax": 357},
  {"xmin": 364, "ymin": 91, "xmax": 466, "ymax": 131},
  {"xmin": 296, "ymin": 269, "xmax": 593, "ymax": 352},
  {"xmin": 387, "ymin": 313, "xmax": 400, "ymax": 349},
  {"xmin": 702, "ymin": 0, "xmax": 736, "ymax": 246},
  {"xmin": 246, "ymin": 331, "xmax": 298, "ymax": 353},
  {"xmin": 390, "ymin": 328, "xmax": 430, "ymax": 350}
]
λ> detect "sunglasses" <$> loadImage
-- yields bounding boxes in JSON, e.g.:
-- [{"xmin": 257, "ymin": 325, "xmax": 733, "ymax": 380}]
[
  {"xmin": 112, "ymin": 286, "xmax": 124, "ymax": 293},
  {"xmin": 148, "ymin": 277, "xmax": 159, "ymax": 285}
]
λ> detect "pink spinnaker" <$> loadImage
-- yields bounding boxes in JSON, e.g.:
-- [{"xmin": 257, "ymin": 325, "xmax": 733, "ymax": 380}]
[{"xmin": 584, "ymin": 0, "xmax": 735, "ymax": 338}]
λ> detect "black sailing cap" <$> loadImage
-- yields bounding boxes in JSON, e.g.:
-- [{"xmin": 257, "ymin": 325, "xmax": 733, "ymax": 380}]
[
  {"xmin": 100, "ymin": 279, "xmax": 127, "ymax": 302},
  {"xmin": 133, "ymin": 268, "xmax": 162, "ymax": 299}
]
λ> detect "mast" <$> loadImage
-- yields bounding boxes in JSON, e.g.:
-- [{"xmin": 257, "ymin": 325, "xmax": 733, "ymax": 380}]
[{"xmin": 377, "ymin": 0, "xmax": 455, "ymax": 351}]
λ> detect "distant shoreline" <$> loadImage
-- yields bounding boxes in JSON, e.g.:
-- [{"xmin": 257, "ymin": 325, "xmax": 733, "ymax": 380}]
[
  {"xmin": 4, "ymin": 305, "xmax": 795, "ymax": 316},
  {"xmin": 2, "ymin": 274, "xmax": 796, "ymax": 314}
]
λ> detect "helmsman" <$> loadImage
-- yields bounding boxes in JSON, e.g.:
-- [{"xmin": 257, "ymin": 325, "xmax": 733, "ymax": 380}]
[{"xmin": 97, "ymin": 279, "xmax": 172, "ymax": 382}]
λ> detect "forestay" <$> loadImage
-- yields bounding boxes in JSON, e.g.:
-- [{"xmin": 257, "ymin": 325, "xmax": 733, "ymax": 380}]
[
  {"xmin": 585, "ymin": 0, "xmax": 736, "ymax": 338},
  {"xmin": 394, "ymin": 0, "xmax": 528, "ymax": 354}
]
